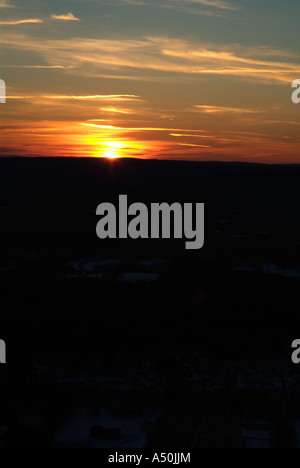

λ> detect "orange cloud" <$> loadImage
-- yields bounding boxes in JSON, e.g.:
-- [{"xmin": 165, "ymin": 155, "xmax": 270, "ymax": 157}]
[
  {"xmin": 0, "ymin": 0, "xmax": 15, "ymax": 7},
  {"xmin": 0, "ymin": 19, "xmax": 43, "ymax": 25},
  {"xmin": 191, "ymin": 106, "xmax": 260, "ymax": 114},
  {"xmin": 100, "ymin": 107, "xmax": 134, "ymax": 114},
  {"xmin": 51, "ymin": 13, "xmax": 80, "ymax": 21},
  {"xmin": 7, "ymin": 94, "xmax": 140, "ymax": 102},
  {"xmin": 0, "ymin": 65, "xmax": 74, "ymax": 69},
  {"xmin": 1, "ymin": 34, "xmax": 298, "ymax": 84}
]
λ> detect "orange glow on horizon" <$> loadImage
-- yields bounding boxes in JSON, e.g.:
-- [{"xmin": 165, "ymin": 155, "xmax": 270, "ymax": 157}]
[
  {"xmin": 86, "ymin": 137, "xmax": 155, "ymax": 159},
  {"xmin": 1, "ymin": 117, "xmax": 300, "ymax": 163},
  {"xmin": 97, "ymin": 140, "xmax": 126, "ymax": 159},
  {"xmin": 101, "ymin": 149, "xmax": 122, "ymax": 159}
]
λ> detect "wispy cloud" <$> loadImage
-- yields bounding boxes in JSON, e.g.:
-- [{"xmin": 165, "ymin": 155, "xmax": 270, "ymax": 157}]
[
  {"xmin": 191, "ymin": 106, "xmax": 260, "ymax": 114},
  {"xmin": 101, "ymin": 107, "xmax": 135, "ymax": 114},
  {"xmin": 44, "ymin": 94, "xmax": 139, "ymax": 101},
  {"xmin": 96, "ymin": 0, "xmax": 237, "ymax": 12},
  {"xmin": 176, "ymin": 142, "xmax": 211, "ymax": 148},
  {"xmin": 0, "ymin": 0, "xmax": 14, "ymax": 7},
  {"xmin": 80, "ymin": 123, "xmax": 213, "ymax": 133},
  {"xmin": 0, "ymin": 65, "xmax": 74, "ymax": 69},
  {"xmin": 0, "ymin": 19, "xmax": 43, "ymax": 25},
  {"xmin": 2, "ymin": 34, "xmax": 298, "ymax": 84},
  {"xmin": 171, "ymin": 0, "xmax": 237, "ymax": 10},
  {"xmin": 51, "ymin": 13, "xmax": 80, "ymax": 21},
  {"xmin": 7, "ymin": 94, "xmax": 140, "ymax": 102}
]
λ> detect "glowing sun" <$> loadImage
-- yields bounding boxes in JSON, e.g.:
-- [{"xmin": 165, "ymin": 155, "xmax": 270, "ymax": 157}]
[
  {"xmin": 100, "ymin": 141, "xmax": 124, "ymax": 159},
  {"xmin": 102, "ymin": 149, "xmax": 121, "ymax": 159}
]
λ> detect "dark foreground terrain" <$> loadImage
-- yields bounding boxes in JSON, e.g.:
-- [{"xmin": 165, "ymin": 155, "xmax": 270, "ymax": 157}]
[{"xmin": 1, "ymin": 157, "xmax": 300, "ymax": 448}]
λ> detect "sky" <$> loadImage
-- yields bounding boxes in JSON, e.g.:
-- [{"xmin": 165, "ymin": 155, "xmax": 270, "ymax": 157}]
[{"xmin": 0, "ymin": 0, "xmax": 300, "ymax": 162}]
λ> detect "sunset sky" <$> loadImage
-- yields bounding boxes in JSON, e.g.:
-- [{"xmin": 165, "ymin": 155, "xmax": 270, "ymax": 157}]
[{"xmin": 0, "ymin": 0, "xmax": 300, "ymax": 162}]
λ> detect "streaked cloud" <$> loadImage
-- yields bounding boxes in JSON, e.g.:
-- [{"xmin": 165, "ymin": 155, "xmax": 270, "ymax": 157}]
[
  {"xmin": 191, "ymin": 106, "xmax": 260, "ymax": 114},
  {"xmin": 99, "ymin": 0, "xmax": 237, "ymax": 12},
  {"xmin": 0, "ymin": 65, "xmax": 74, "ymax": 69},
  {"xmin": 172, "ymin": 0, "xmax": 237, "ymax": 10},
  {"xmin": 176, "ymin": 142, "xmax": 211, "ymax": 148},
  {"xmin": 1, "ymin": 34, "xmax": 298, "ymax": 84},
  {"xmin": 170, "ymin": 133, "xmax": 211, "ymax": 138},
  {"xmin": 80, "ymin": 123, "xmax": 215, "ymax": 133},
  {"xmin": 0, "ymin": 18, "xmax": 43, "ymax": 25},
  {"xmin": 101, "ymin": 107, "xmax": 135, "ymax": 114},
  {"xmin": 51, "ymin": 13, "xmax": 80, "ymax": 21},
  {"xmin": 0, "ymin": 0, "xmax": 14, "ymax": 7},
  {"xmin": 7, "ymin": 94, "xmax": 140, "ymax": 102}
]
